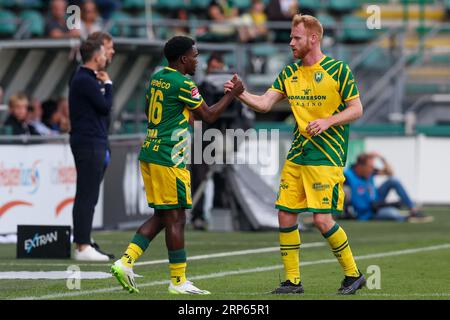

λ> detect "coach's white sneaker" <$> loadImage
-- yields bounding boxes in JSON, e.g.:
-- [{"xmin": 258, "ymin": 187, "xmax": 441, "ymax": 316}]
[
  {"xmin": 74, "ymin": 245, "xmax": 109, "ymax": 261},
  {"xmin": 168, "ymin": 280, "xmax": 211, "ymax": 295}
]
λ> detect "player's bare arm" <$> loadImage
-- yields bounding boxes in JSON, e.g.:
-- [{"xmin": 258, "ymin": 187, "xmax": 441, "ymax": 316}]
[
  {"xmin": 306, "ymin": 97, "xmax": 363, "ymax": 136},
  {"xmin": 224, "ymin": 80, "xmax": 285, "ymax": 113},
  {"xmin": 192, "ymin": 75, "xmax": 244, "ymax": 124}
]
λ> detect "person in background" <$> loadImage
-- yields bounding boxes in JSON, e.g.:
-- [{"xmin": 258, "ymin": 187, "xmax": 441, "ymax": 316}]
[
  {"xmin": 46, "ymin": 0, "xmax": 81, "ymax": 39},
  {"xmin": 69, "ymin": 39, "xmax": 113, "ymax": 261},
  {"xmin": 190, "ymin": 52, "xmax": 254, "ymax": 230},
  {"xmin": 28, "ymin": 98, "xmax": 57, "ymax": 136},
  {"xmin": 4, "ymin": 93, "xmax": 39, "ymax": 136},
  {"xmin": 80, "ymin": 0, "xmax": 103, "ymax": 39},
  {"xmin": 344, "ymin": 152, "xmax": 434, "ymax": 223},
  {"xmin": 243, "ymin": 0, "xmax": 269, "ymax": 42},
  {"xmin": 266, "ymin": 0, "xmax": 298, "ymax": 42},
  {"xmin": 42, "ymin": 99, "xmax": 70, "ymax": 133}
]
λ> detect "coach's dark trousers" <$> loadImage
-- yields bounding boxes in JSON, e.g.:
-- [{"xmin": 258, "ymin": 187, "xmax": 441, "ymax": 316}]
[{"xmin": 71, "ymin": 145, "xmax": 107, "ymax": 244}]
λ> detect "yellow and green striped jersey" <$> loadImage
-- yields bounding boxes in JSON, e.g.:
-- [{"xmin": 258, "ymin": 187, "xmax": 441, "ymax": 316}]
[
  {"xmin": 139, "ymin": 67, "xmax": 203, "ymax": 168},
  {"xmin": 270, "ymin": 56, "xmax": 359, "ymax": 167}
]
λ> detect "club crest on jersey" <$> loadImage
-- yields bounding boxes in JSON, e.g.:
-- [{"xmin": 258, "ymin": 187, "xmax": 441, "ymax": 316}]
[
  {"xmin": 314, "ymin": 71, "xmax": 324, "ymax": 83},
  {"xmin": 191, "ymin": 87, "xmax": 200, "ymax": 99}
]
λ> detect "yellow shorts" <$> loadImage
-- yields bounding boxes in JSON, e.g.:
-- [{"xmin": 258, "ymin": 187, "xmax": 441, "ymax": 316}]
[
  {"xmin": 140, "ymin": 161, "xmax": 192, "ymax": 210},
  {"xmin": 275, "ymin": 160, "xmax": 345, "ymax": 214}
]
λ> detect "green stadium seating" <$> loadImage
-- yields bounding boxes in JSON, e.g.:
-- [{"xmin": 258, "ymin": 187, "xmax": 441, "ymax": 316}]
[
  {"xmin": 0, "ymin": 10, "xmax": 16, "ymax": 37},
  {"xmin": 20, "ymin": 10, "xmax": 44, "ymax": 37},
  {"xmin": 190, "ymin": 0, "xmax": 211, "ymax": 10},
  {"xmin": 340, "ymin": 15, "xmax": 375, "ymax": 43},
  {"xmin": 0, "ymin": 0, "xmax": 15, "ymax": 8},
  {"xmin": 328, "ymin": 0, "xmax": 359, "ymax": 14},
  {"xmin": 250, "ymin": 43, "xmax": 278, "ymax": 57},
  {"xmin": 317, "ymin": 13, "xmax": 336, "ymax": 30},
  {"xmin": 14, "ymin": 0, "xmax": 43, "ymax": 9},
  {"xmin": 123, "ymin": 0, "xmax": 145, "ymax": 9},
  {"xmin": 135, "ymin": 11, "xmax": 168, "ymax": 39},
  {"xmin": 232, "ymin": 0, "xmax": 251, "ymax": 10},
  {"xmin": 108, "ymin": 11, "xmax": 132, "ymax": 37},
  {"xmin": 155, "ymin": 0, "xmax": 188, "ymax": 10},
  {"xmin": 299, "ymin": 0, "xmax": 322, "ymax": 12}
]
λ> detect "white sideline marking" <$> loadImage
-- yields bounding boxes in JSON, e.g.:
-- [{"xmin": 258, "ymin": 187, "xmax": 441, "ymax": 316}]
[
  {"xmin": 0, "ymin": 271, "xmax": 114, "ymax": 280},
  {"xmin": 13, "ymin": 243, "xmax": 450, "ymax": 300},
  {"xmin": 0, "ymin": 242, "xmax": 325, "ymax": 268}
]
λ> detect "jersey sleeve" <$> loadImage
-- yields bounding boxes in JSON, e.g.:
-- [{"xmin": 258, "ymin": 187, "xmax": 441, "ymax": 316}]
[
  {"xmin": 338, "ymin": 62, "xmax": 360, "ymax": 102},
  {"xmin": 177, "ymin": 79, "xmax": 204, "ymax": 110},
  {"xmin": 269, "ymin": 68, "xmax": 287, "ymax": 96}
]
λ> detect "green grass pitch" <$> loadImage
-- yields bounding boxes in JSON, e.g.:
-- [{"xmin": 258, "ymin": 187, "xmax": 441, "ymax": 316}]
[{"xmin": 1, "ymin": 207, "xmax": 449, "ymax": 300}]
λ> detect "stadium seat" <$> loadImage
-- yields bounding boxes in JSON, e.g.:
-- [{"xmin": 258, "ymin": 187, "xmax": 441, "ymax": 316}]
[
  {"xmin": 231, "ymin": 0, "xmax": 251, "ymax": 10},
  {"xmin": 317, "ymin": 13, "xmax": 336, "ymax": 29},
  {"xmin": 135, "ymin": 11, "xmax": 168, "ymax": 39},
  {"xmin": 250, "ymin": 43, "xmax": 277, "ymax": 57},
  {"xmin": 328, "ymin": 0, "xmax": 359, "ymax": 15},
  {"xmin": 0, "ymin": 10, "xmax": 17, "ymax": 37},
  {"xmin": 340, "ymin": 15, "xmax": 375, "ymax": 43},
  {"xmin": 13, "ymin": 0, "xmax": 43, "ymax": 9},
  {"xmin": 190, "ymin": 0, "xmax": 211, "ymax": 10},
  {"xmin": 20, "ymin": 10, "xmax": 44, "ymax": 37},
  {"xmin": 0, "ymin": 0, "xmax": 15, "ymax": 8},
  {"xmin": 108, "ymin": 11, "xmax": 132, "ymax": 37},
  {"xmin": 123, "ymin": 0, "xmax": 145, "ymax": 10},
  {"xmin": 299, "ymin": 0, "xmax": 322, "ymax": 14},
  {"xmin": 155, "ymin": 0, "xmax": 188, "ymax": 11}
]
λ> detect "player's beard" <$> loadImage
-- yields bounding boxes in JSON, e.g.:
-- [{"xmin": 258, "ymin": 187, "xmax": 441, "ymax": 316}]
[
  {"xmin": 297, "ymin": 43, "xmax": 311, "ymax": 59},
  {"xmin": 188, "ymin": 65, "xmax": 196, "ymax": 76}
]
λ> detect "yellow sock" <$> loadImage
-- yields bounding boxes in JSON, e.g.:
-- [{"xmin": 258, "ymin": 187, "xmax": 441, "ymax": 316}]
[
  {"xmin": 279, "ymin": 224, "xmax": 301, "ymax": 284},
  {"xmin": 169, "ymin": 249, "xmax": 187, "ymax": 285},
  {"xmin": 121, "ymin": 244, "xmax": 143, "ymax": 268},
  {"xmin": 120, "ymin": 234, "xmax": 149, "ymax": 268},
  {"xmin": 323, "ymin": 223, "xmax": 359, "ymax": 277},
  {"xmin": 170, "ymin": 262, "xmax": 187, "ymax": 285}
]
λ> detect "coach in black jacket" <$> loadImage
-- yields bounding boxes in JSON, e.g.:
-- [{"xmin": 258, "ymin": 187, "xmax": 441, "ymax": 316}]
[{"xmin": 69, "ymin": 39, "xmax": 112, "ymax": 261}]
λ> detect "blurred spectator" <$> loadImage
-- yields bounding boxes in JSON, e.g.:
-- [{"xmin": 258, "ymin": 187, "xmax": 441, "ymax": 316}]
[
  {"xmin": 241, "ymin": 0, "xmax": 269, "ymax": 42},
  {"xmin": 344, "ymin": 152, "xmax": 433, "ymax": 223},
  {"xmin": 169, "ymin": 9, "xmax": 190, "ymax": 37},
  {"xmin": 79, "ymin": 0, "xmax": 103, "ymax": 39},
  {"xmin": 28, "ymin": 98, "xmax": 56, "ymax": 135},
  {"xmin": 190, "ymin": 53, "xmax": 254, "ymax": 229},
  {"xmin": 198, "ymin": 2, "xmax": 237, "ymax": 42},
  {"xmin": 42, "ymin": 99, "xmax": 70, "ymax": 133},
  {"xmin": 46, "ymin": 0, "xmax": 81, "ymax": 39},
  {"xmin": 3, "ymin": 93, "xmax": 39, "ymax": 135},
  {"xmin": 266, "ymin": 0, "xmax": 298, "ymax": 42}
]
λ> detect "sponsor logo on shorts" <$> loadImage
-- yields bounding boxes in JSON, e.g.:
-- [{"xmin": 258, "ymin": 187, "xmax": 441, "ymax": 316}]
[
  {"xmin": 322, "ymin": 197, "xmax": 330, "ymax": 205},
  {"xmin": 312, "ymin": 182, "xmax": 330, "ymax": 190}
]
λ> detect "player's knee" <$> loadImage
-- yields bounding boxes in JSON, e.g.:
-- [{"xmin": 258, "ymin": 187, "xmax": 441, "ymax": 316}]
[
  {"xmin": 313, "ymin": 214, "xmax": 333, "ymax": 233},
  {"xmin": 387, "ymin": 176, "xmax": 400, "ymax": 186},
  {"xmin": 278, "ymin": 210, "xmax": 297, "ymax": 228}
]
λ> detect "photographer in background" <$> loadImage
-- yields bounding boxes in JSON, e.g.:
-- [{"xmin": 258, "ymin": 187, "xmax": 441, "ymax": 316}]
[
  {"xmin": 344, "ymin": 152, "xmax": 433, "ymax": 223},
  {"xmin": 190, "ymin": 52, "xmax": 254, "ymax": 230}
]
